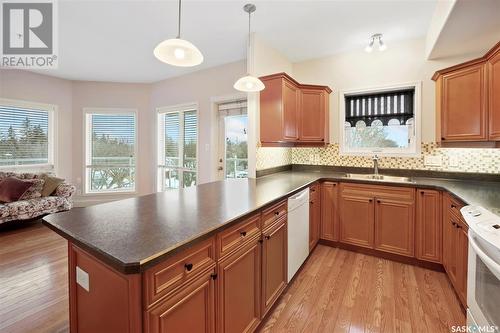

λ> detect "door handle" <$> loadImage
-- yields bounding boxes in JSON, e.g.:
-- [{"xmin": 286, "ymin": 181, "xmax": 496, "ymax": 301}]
[{"xmin": 217, "ymin": 166, "xmax": 223, "ymax": 171}]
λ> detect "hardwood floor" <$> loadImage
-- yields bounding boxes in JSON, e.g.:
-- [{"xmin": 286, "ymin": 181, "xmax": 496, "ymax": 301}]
[
  {"xmin": 0, "ymin": 224, "xmax": 465, "ymax": 333},
  {"xmin": 0, "ymin": 223, "xmax": 69, "ymax": 333},
  {"xmin": 259, "ymin": 245, "xmax": 465, "ymax": 333}
]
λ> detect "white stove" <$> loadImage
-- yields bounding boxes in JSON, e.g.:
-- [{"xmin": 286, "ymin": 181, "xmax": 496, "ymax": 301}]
[{"xmin": 461, "ymin": 206, "xmax": 500, "ymax": 333}]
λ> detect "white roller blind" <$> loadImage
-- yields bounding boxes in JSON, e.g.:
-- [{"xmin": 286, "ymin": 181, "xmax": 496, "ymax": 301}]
[{"xmin": 0, "ymin": 105, "xmax": 51, "ymax": 166}]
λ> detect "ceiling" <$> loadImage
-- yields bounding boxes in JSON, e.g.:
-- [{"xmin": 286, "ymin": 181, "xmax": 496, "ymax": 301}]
[
  {"xmin": 33, "ymin": 0, "xmax": 438, "ymax": 83},
  {"xmin": 427, "ymin": 0, "xmax": 500, "ymax": 59}
]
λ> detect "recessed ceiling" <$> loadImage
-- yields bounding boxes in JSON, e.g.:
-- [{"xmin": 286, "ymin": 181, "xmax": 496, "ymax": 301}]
[{"xmin": 33, "ymin": 0, "xmax": 437, "ymax": 83}]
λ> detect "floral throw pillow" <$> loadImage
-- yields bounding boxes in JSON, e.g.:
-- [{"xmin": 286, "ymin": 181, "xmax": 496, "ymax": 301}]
[{"xmin": 19, "ymin": 178, "xmax": 45, "ymax": 200}]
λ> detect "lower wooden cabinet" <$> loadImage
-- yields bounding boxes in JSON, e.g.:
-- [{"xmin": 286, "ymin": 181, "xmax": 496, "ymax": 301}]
[
  {"xmin": 320, "ymin": 182, "xmax": 338, "ymax": 241},
  {"xmin": 261, "ymin": 217, "xmax": 287, "ymax": 316},
  {"xmin": 416, "ymin": 189, "xmax": 442, "ymax": 263},
  {"xmin": 145, "ymin": 269, "xmax": 215, "ymax": 333},
  {"xmin": 442, "ymin": 194, "xmax": 468, "ymax": 307},
  {"xmin": 309, "ymin": 183, "xmax": 320, "ymax": 251},
  {"xmin": 339, "ymin": 190, "xmax": 374, "ymax": 248},
  {"xmin": 216, "ymin": 240, "xmax": 261, "ymax": 333},
  {"xmin": 374, "ymin": 198, "xmax": 415, "ymax": 257}
]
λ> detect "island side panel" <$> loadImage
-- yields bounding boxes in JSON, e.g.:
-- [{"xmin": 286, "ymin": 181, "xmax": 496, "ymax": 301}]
[{"xmin": 68, "ymin": 242, "xmax": 142, "ymax": 333}]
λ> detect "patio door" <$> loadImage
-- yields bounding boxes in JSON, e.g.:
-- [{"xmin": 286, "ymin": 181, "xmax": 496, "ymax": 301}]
[{"xmin": 217, "ymin": 100, "xmax": 248, "ymax": 180}]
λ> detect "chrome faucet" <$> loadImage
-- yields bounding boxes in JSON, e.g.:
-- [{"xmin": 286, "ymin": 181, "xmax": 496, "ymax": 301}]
[{"xmin": 372, "ymin": 155, "xmax": 379, "ymax": 175}]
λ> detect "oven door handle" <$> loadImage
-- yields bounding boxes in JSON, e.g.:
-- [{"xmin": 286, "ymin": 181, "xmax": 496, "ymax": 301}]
[{"xmin": 469, "ymin": 236, "xmax": 500, "ymax": 280}]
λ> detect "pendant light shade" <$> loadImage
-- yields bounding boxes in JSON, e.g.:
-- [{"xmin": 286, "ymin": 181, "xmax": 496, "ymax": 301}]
[
  {"xmin": 234, "ymin": 4, "xmax": 265, "ymax": 92},
  {"xmin": 154, "ymin": 38, "xmax": 203, "ymax": 67},
  {"xmin": 233, "ymin": 75, "xmax": 265, "ymax": 92},
  {"xmin": 154, "ymin": 0, "xmax": 203, "ymax": 67}
]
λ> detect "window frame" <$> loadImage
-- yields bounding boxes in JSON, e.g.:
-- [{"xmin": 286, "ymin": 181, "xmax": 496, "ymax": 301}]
[
  {"xmin": 156, "ymin": 103, "xmax": 199, "ymax": 191},
  {"xmin": 338, "ymin": 81, "xmax": 422, "ymax": 157},
  {"xmin": 0, "ymin": 98, "xmax": 57, "ymax": 172},
  {"xmin": 83, "ymin": 107, "xmax": 138, "ymax": 195}
]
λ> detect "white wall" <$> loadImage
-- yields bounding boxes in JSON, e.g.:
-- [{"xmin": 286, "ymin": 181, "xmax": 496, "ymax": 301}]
[
  {"xmin": 292, "ymin": 37, "xmax": 483, "ymax": 144},
  {"xmin": 0, "ymin": 69, "xmax": 73, "ymax": 181}
]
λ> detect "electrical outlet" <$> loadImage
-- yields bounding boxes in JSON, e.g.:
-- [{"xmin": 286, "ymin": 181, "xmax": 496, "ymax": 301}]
[
  {"xmin": 424, "ymin": 155, "xmax": 442, "ymax": 167},
  {"xmin": 76, "ymin": 266, "xmax": 90, "ymax": 292}
]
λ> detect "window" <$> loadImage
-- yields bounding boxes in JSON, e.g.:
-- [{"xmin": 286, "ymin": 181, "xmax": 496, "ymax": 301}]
[
  {"xmin": 340, "ymin": 83, "xmax": 420, "ymax": 156},
  {"xmin": 157, "ymin": 105, "xmax": 198, "ymax": 190},
  {"xmin": 85, "ymin": 109, "xmax": 137, "ymax": 193},
  {"xmin": 0, "ymin": 99, "xmax": 55, "ymax": 170}
]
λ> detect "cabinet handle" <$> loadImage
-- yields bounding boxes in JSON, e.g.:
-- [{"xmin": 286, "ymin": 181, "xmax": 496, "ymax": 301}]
[
  {"xmin": 369, "ymin": 199, "xmax": 373, "ymax": 202},
  {"xmin": 184, "ymin": 263, "xmax": 193, "ymax": 272},
  {"xmin": 240, "ymin": 231, "xmax": 247, "ymax": 237},
  {"xmin": 310, "ymin": 201, "xmax": 314, "ymax": 204},
  {"xmin": 333, "ymin": 183, "xmax": 337, "ymax": 186},
  {"xmin": 311, "ymin": 188, "xmax": 316, "ymax": 192},
  {"xmin": 274, "ymin": 211, "xmax": 280, "ymax": 216},
  {"xmin": 420, "ymin": 191, "xmax": 424, "ymax": 195},
  {"xmin": 441, "ymin": 137, "xmax": 446, "ymax": 141},
  {"xmin": 451, "ymin": 221, "xmax": 457, "ymax": 227},
  {"xmin": 451, "ymin": 204, "xmax": 456, "ymax": 209},
  {"xmin": 377, "ymin": 200, "xmax": 381, "ymax": 203},
  {"xmin": 265, "ymin": 235, "xmax": 271, "ymax": 240}
]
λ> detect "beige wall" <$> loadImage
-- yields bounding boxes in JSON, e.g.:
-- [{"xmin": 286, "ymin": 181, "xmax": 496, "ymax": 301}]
[
  {"xmin": 292, "ymin": 37, "xmax": 482, "ymax": 144},
  {"xmin": 0, "ymin": 69, "xmax": 73, "ymax": 180}
]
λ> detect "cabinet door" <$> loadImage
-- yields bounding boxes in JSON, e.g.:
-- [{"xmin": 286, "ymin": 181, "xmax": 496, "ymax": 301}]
[
  {"xmin": 443, "ymin": 215, "xmax": 458, "ymax": 286},
  {"xmin": 309, "ymin": 197, "xmax": 320, "ymax": 251},
  {"xmin": 415, "ymin": 189, "xmax": 442, "ymax": 263},
  {"xmin": 489, "ymin": 49, "xmax": 500, "ymax": 140},
  {"xmin": 261, "ymin": 218, "xmax": 287, "ymax": 316},
  {"xmin": 320, "ymin": 182, "xmax": 338, "ymax": 241},
  {"xmin": 456, "ymin": 222, "xmax": 468, "ymax": 307},
  {"xmin": 283, "ymin": 80, "xmax": 300, "ymax": 141},
  {"xmin": 300, "ymin": 88, "xmax": 326, "ymax": 142},
  {"xmin": 441, "ymin": 63, "xmax": 487, "ymax": 141},
  {"xmin": 374, "ymin": 198, "xmax": 415, "ymax": 257},
  {"xmin": 217, "ymin": 241, "xmax": 261, "ymax": 333},
  {"xmin": 339, "ymin": 194, "xmax": 374, "ymax": 248},
  {"xmin": 145, "ymin": 271, "xmax": 215, "ymax": 333},
  {"xmin": 260, "ymin": 77, "xmax": 284, "ymax": 143}
]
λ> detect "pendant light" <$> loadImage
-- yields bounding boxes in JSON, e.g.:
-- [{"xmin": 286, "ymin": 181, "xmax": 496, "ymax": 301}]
[
  {"xmin": 154, "ymin": 0, "xmax": 203, "ymax": 67},
  {"xmin": 234, "ymin": 4, "xmax": 265, "ymax": 92}
]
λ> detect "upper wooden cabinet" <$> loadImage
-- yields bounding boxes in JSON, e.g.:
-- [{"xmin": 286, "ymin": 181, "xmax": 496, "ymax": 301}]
[
  {"xmin": 260, "ymin": 72, "xmax": 332, "ymax": 146},
  {"xmin": 433, "ymin": 41, "xmax": 500, "ymax": 146}
]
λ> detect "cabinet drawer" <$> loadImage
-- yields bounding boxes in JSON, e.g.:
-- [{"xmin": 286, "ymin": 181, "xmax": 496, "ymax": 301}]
[
  {"xmin": 262, "ymin": 199, "xmax": 287, "ymax": 230},
  {"xmin": 217, "ymin": 213, "xmax": 261, "ymax": 259},
  {"xmin": 341, "ymin": 183, "xmax": 414, "ymax": 201},
  {"xmin": 144, "ymin": 237, "xmax": 216, "ymax": 308},
  {"xmin": 448, "ymin": 195, "xmax": 465, "ymax": 218}
]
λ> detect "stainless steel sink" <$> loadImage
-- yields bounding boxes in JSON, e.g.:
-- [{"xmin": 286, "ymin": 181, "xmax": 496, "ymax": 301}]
[{"xmin": 343, "ymin": 173, "xmax": 415, "ymax": 183}]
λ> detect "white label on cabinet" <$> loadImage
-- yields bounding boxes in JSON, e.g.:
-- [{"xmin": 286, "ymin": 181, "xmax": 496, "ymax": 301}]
[{"xmin": 76, "ymin": 266, "xmax": 90, "ymax": 292}]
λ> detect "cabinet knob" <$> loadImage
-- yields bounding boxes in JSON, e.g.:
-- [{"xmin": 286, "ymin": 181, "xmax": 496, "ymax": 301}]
[
  {"xmin": 420, "ymin": 191, "xmax": 424, "ymax": 195},
  {"xmin": 240, "ymin": 231, "xmax": 247, "ymax": 237},
  {"xmin": 451, "ymin": 204, "xmax": 456, "ymax": 209},
  {"xmin": 369, "ymin": 199, "xmax": 373, "ymax": 202},
  {"xmin": 377, "ymin": 200, "xmax": 381, "ymax": 203},
  {"xmin": 184, "ymin": 263, "xmax": 193, "ymax": 272},
  {"xmin": 451, "ymin": 221, "xmax": 457, "ymax": 227},
  {"xmin": 441, "ymin": 137, "xmax": 446, "ymax": 141},
  {"xmin": 310, "ymin": 201, "xmax": 314, "ymax": 204},
  {"xmin": 265, "ymin": 235, "xmax": 271, "ymax": 240},
  {"xmin": 274, "ymin": 211, "xmax": 280, "ymax": 216}
]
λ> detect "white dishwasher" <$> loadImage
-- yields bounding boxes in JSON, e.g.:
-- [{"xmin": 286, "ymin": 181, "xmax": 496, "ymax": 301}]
[{"xmin": 287, "ymin": 188, "xmax": 310, "ymax": 282}]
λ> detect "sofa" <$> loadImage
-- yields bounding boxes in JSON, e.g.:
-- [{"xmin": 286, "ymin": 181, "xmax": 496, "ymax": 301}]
[{"xmin": 0, "ymin": 172, "xmax": 75, "ymax": 224}]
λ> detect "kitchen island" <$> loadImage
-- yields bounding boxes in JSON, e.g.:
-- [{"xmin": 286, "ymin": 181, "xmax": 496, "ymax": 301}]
[{"xmin": 42, "ymin": 170, "xmax": 500, "ymax": 332}]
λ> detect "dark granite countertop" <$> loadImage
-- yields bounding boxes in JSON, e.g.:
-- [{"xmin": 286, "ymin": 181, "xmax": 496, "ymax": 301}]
[{"xmin": 42, "ymin": 170, "xmax": 500, "ymax": 274}]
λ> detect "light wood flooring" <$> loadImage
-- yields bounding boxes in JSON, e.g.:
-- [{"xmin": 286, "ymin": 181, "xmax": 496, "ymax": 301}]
[{"xmin": 1, "ymin": 224, "xmax": 465, "ymax": 333}]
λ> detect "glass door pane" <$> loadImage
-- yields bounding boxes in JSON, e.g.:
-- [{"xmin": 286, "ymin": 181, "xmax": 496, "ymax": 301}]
[{"xmin": 224, "ymin": 115, "xmax": 248, "ymax": 179}]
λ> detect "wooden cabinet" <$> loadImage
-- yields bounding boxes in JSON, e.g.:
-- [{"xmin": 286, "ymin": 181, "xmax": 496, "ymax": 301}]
[
  {"xmin": 217, "ymin": 240, "xmax": 261, "ymax": 333},
  {"xmin": 145, "ymin": 270, "xmax": 215, "ymax": 333},
  {"xmin": 260, "ymin": 72, "xmax": 331, "ymax": 146},
  {"xmin": 415, "ymin": 189, "xmax": 442, "ymax": 263},
  {"xmin": 339, "ymin": 188, "xmax": 374, "ymax": 249},
  {"xmin": 433, "ymin": 41, "xmax": 500, "ymax": 145},
  {"xmin": 320, "ymin": 182, "xmax": 338, "ymax": 241},
  {"xmin": 261, "ymin": 217, "xmax": 287, "ymax": 317},
  {"xmin": 299, "ymin": 88, "xmax": 329, "ymax": 142},
  {"xmin": 309, "ymin": 183, "xmax": 321, "ymax": 251},
  {"xmin": 374, "ymin": 198, "xmax": 415, "ymax": 257},
  {"xmin": 489, "ymin": 46, "xmax": 500, "ymax": 140},
  {"xmin": 442, "ymin": 193, "xmax": 468, "ymax": 308}
]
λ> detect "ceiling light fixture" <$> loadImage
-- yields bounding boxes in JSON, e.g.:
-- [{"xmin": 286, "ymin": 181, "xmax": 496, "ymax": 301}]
[
  {"xmin": 234, "ymin": 4, "xmax": 265, "ymax": 92},
  {"xmin": 154, "ymin": 0, "xmax": 203, "ymax": 67},
  {"xmin": 365, "ymin": 33, "xmax": 387, "ymax": 53}
]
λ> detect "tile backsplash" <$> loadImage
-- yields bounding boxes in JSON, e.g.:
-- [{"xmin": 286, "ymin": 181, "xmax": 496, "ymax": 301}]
[{"xmin": 257, "ymin": 143, "xmax": 500, "ymax": 174}]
